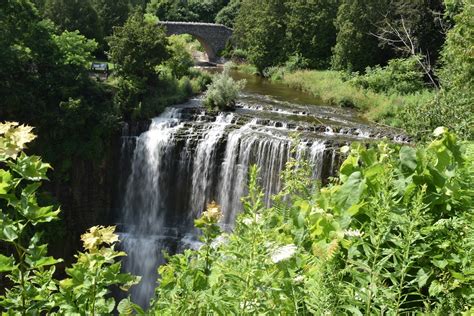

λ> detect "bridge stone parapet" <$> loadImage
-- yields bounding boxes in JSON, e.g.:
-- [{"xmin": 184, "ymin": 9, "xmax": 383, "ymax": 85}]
[{"xmin": 158, "ymin": 21, "xmax": 233, "ymax": 63}]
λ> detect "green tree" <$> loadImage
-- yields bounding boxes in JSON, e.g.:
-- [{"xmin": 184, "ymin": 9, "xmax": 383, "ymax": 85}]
[
  {"xmin": 376, "ymin": 0, "xmax": 446, "ymax": 63},
  {"xmin": 107, "ymin": 10, "xmax": 170, "ymax": 118},
  {"xmin": 53, "ymin": 30, "xmax": 98, "ymax": 67},
  {"xmin": 90, "ymin": 0, "xmax": 129, "ymax": 52},
  {"xmin": 234, "ymin": 0, "xmax": 287, "ymax": 73},
  {"xmin": 31, "ymin": 0, "xmax": 46, "ymax": 12},
  {"xmin": 146, "ymin": 0, "xmax": 197, "ymax": 21},
  {"xmin": 332, "ymin": 0, "xmax": 391, "ymax": 72},
  {"xmin": 215, "ymin": 0, "xmax": 241, "ymax": 27},
  {"xmin": 285, "ymin": 0, "xmax": 338, "ymax": 69},
  {"xmin": 0, "ymin": 0, "xmax": 60, "ymax": 121},
  {"xmin": 44, "ymin": 0, "xmax": 102, "ymax": 42},
  {"xmin": 0, "ymin": 0, "xmax": 118, "ymax": 176},
  {"xmin": 107, "ymin": 10, "xmax": 169, "ymax": 85},
  {"xmin": 436, "ymin": 1, "xmax": 473, "ymax": 139},
  {"xmin": 188, "ymin": 0, "xmax": 229, "ymax": 23}
]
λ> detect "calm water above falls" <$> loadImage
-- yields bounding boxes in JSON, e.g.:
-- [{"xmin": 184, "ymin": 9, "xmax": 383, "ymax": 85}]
[{"xmin": 117, "ymin": 71, "xmax": 407, "ymax": 307}]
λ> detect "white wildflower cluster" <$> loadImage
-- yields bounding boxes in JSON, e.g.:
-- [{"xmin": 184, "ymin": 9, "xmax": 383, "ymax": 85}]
[
  {"xmin": 343, "ymin": 228, "xmax": 364, "ymax": 237},
  {"xmin": 241, "ymin": 214, "xmax": 262, "ymax": 226},
  {"xmin": 271, "ymin": 244, "xmax": 297, "ymax": 263}
]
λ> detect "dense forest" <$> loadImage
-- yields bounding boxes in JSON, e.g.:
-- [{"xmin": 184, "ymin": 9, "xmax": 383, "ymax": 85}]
[{"xmin": 1, "ymin": 0, "xmax": 473, "ymax": 314}]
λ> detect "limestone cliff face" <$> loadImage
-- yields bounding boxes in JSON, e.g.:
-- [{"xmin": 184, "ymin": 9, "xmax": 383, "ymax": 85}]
[{"xmin": 45, "ymin": 134, "xmax": 119, "ymax": 262}]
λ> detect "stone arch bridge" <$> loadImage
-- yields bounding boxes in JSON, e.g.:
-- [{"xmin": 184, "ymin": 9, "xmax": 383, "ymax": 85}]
[{"xmin": 159, "ymin": 22, "xmax": 233, "ymax": 63}]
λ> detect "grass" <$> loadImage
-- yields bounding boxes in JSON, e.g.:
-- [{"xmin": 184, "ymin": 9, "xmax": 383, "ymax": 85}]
[
  {"xmin": 277, "ymin": 69, "xmax": 434, "ymax": 126},
  {"xmin": 226, "ymin": 61, "xmax": 259, "ymax": 75}
]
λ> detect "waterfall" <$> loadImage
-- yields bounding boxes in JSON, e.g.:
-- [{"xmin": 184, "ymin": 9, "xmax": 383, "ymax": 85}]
[{"xmin": 117, "ymin": 89, "xmax": 405, "ymax": 306}]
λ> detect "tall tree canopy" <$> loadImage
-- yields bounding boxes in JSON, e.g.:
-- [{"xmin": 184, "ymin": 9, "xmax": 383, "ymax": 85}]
[
  {"xmin": 43, "ymin": 0, "xmax": 102, "ymax": 42},
  {"xmin": 436, "ymin": 0, "xmax": 473, "ymax": 138},
  {"xmin": 215, "ymin": 0, "xmax": 241, "ymax": 27},
  {"xmin": 146, "ymin": 0, "xmax": 229, "ymax": 23},
  {"xmin": 285, "ymin": 0, "xmax": 338, "ymax": 69},
  {"xmin": 331, "ymin": 0, "xmax": 392, "ymax": 72},
  {"xmin": 90, "ymin": 0, "xmax": 129, "ymax": 50},
  {"xmin": 1, "ymin": 0, "xmax": 117, "ymax": 169},
  {"xmin": 234, "ymin": 0, "xmax": 287, "ymax": 73}
]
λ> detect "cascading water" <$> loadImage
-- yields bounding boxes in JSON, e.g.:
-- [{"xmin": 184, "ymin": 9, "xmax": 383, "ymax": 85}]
[{"xmin": 117, "ymin": 73, "xmax": 407, "ymax": 307}]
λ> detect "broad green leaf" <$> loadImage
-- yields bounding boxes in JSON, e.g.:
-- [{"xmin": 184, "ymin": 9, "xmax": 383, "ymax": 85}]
[
  {"xmin": 32, "ymin": 256, "xmax": 62, "ymax": 269},
  {"xmin": 416, "ymin": 268, "xmax": 430, "ymax": 288},
  {"xmin": 1, "ymin": 224, "xmax": 19, "ymax": 242},
  {"xmin": 428, "ymin": 280, "xmax": 444, "ymax": 296},
  {"xmin": 0, "ymin": 169, "xmax": 12, "ymax": 194},
  {"xmin": 335, "ymin": 171, "xmax": 367, "ymax": 211},
  {"xmin": 400, "ymin": 146, "xmax": 417, "ymax": 172},
  {"xmin": 118, "ymin": 298, "xmax": 134, "ymax": 316},
  {"xmin": 7, "ymin": 154, "xmax": 50, "ymax": 181},
  {"xmin": 432, "ymin": 259, "xmax": 449, "ymax": 269},
  {"xmin": 0, "ymin": 254, "xmax": 15, "ymax": 272}
]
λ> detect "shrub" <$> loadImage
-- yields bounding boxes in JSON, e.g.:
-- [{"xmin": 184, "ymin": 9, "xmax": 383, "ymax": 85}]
[
  {"xmin": 350, "ymin": 56, "xmax": 426, "ymax": 95},
  {"xmin": 284, "ymin": 53, "xmax": 310, "ymax": 72},
  {"xmin": 202, "ymin": 66, "xmax": 246, "ymax": 111}
]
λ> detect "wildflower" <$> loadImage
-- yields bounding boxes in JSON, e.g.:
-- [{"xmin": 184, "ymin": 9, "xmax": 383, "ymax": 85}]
[
  {"xmin": 344, "ymin": 228, "xmax": 364, "ymax": 237},
  {"xmin": 201, "ymin": 201, "xmax": 222, "ymax": 223},
  {"xmin": 242, "ymin": 214, "xmax": 262, "ymax": 226},
  {"xmin": 271, "ymin": 244, "xmax": 297, "ymax": 263},
  {"xmin": 294, "ymin": 275, "xmax": 304, "ymax": 284}
]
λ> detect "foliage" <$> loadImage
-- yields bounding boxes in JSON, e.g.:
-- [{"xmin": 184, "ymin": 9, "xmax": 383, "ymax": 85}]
[
  {"xmin": 234, "ymin": 0, "xmax": 287, "ymax": 74},
  {"xmin": 202, "ymin": 66, "xmax": 246, "ymax": 111},
  {"xmin": 90, "ymin": 0, "xmax": 129, "ymax": 53},
  {"xmin": 331, "ymin": 0, "xmax": 392, "ymax": 72},
  {"xmin": 53, "ymin": 226, "xmax": 141, "ymax": 314},
  {"xmin": 107, "ymin": 10, "xmax": 169, "ymax": 119},
  {"xmin": 107, "ymin": 10, "xmax": 169, "ymax": 85},
  {"xmin": 108, "ymin": 11, "xmax": 210, "ymax": 120},
  {"xmin": 53, "ymin": 30, "xmax": 98, "ymax": 68},
  {"xmin": 0, "ymin": 122, "xmax": 60, "ymax": 314},
  {"xmin": 150, "ymin": 128, "xmax": 473, "ymax": 313},
  {"xmin": 375, "ymin": 0, "xmax": 446, "ymax": 63},
  {"xmin": 146, "ymin": 0, "xmax": 229, "ymax": 23},
  {"xmin": 436, "ymin": 1, "xmax": 473, "ymax": 140},
  {"xmin": 395, "ymin": 2, "xmax": 473, "ymax": 141},
  {"xmin": 285, "ymin": 0, "xmax": 338, "ymax": 69},
  {"xmin": 165, "ymin": 35, "xmax": 195, "ymax": 78},
  {"xmin": 0, "ymin": 0, "xmax": 119, "ymax": 176},
  {"xmin": 0, "ymin": 123, "xmax": 140, "ymax": 314},
  {"xmin": 336, "ymin": 128, "xmax": 473, "ymax": 313},
  {"xmin": 215, "ymin": 0, "xmax": 241, "ymax": 27},
  {"xmin": 43, "ymin": 0, "xmax": 102, "ymax": 42},
  {"xmin": 273, "ymin": 69, "xmax": 434, "ymax": 122},
  {"xmin": 350, "ymin": 56, "xmax": 426, "ymax": 95}
]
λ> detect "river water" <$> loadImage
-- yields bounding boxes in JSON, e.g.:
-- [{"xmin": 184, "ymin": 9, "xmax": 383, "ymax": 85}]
[{"xmin": 117, "ymin": 70, "xmax": 406, "ymax": 307}]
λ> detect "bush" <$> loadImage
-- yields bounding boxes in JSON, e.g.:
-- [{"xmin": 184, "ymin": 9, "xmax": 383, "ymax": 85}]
[
  {"xmin": 202, "ymin": 66, "xmax": 246, "ymax": 111},
  {"xmin": 350, "ymin": 56, "xmax": 426, "ymax": 95},
  {"xmin": 284, "ymin": 53, "xmax": 310, "ymax": 72}
]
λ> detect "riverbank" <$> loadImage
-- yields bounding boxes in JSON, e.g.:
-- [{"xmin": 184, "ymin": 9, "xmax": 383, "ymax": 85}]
[{"xmin": 229, "ymin": 63, "xmax": 435, "ymax": 134}]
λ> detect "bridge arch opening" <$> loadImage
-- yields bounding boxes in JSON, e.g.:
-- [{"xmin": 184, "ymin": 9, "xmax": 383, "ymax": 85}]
[{"xmin": 159, "ymin": 22, "xmax": 233, "ymax": 64}]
